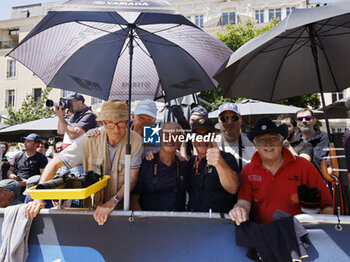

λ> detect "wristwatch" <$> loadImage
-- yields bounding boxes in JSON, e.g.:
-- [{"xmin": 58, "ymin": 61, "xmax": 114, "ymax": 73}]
[{"xmin": 113, "ymin": 195, "xmax": 121, "ymax": 204}]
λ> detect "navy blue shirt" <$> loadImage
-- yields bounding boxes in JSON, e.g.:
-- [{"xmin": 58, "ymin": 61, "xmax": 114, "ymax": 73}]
[
  {"xmin": 295, "ymin": 129, "xmax": 328, "ymax": 172},
  {"xmin": 69, "ymin": 107, "xmax": 97, "ymax": 132},
  {"xmin": 11, "ymin": 152, "xmax": 48, "ymax": 180},
  {"xmin": 133, "ymin": 156, "xmax": 188, "ymax": 211},
  {"xmin": 187, "ymin": 151, "xmax": 238, "ymax": 213}
]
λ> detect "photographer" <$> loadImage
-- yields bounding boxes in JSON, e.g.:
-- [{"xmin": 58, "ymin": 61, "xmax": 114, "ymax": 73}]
[{"xmin": 55, "ymin": 93, "xmax": 97, "ymax": 150}]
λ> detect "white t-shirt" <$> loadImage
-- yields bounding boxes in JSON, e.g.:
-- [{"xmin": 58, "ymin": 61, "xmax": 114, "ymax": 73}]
[{"xmin": 217, "ymin": 133, "xmax": 256, "ymax": 170}]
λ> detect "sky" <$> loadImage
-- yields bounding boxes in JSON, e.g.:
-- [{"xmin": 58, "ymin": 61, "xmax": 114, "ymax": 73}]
[{"xmin": 0, "ymin": 0, "xmax": 339, "ymax": 21}]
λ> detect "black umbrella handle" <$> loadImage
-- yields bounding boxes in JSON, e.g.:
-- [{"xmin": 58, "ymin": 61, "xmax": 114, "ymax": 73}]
[{"xmin": 308, "ymin": 24, "xmax": 332, "ymax": 142}]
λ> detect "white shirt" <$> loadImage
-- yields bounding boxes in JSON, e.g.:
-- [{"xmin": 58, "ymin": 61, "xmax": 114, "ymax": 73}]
[{"xmin": 217, "ymin": 133, "xmax": 255, "ymax": 170}]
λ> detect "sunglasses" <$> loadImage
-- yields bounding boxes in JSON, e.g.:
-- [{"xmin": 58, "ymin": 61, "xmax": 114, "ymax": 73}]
[
  {"xmin": 297, "ymin": 116, "xmax": 312, "ymax": 121},
  {"xmin": 220, "ymin": 115, "xmax": 240, "ymax": 123}
]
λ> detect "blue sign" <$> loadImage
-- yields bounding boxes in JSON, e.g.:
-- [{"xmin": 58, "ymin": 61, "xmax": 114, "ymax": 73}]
[{"xmin": 143, "ymin": 125, "xmax": 161, "ymax": 144}]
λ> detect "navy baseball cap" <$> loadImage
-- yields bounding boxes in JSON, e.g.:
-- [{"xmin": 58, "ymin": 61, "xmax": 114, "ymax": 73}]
[
  {"xmin": 22, "ymin": 133, "xmax": 42, "ymax": 143},
  {"xmin": 0, "ymin": 179, "xmax": 21, "ymax": 198},
  {"xmin": 192, "ymin": 118, "xmax": 219, "ymax": 133},
  {"xmin": 191, "ymin": 105, "xmax": 208, "ymax": 118},
  {"xmin": 63, "ymin": 92, "xmax": 85, "ymax": 103}
]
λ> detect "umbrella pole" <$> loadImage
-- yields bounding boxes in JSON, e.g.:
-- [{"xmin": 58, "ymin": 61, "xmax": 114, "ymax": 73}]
[
  {"xmin": 124, "ymin": 25, "xmax": 135, "ymax": 211},
  {"xmin": 308, "ymin": 25, "xmax": 332, "ymax": 142}
]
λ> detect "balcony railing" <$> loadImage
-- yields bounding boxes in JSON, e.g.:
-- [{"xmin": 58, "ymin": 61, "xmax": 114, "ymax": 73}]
[{"xmin": 0, "ymin": 40, "xmax": 18, "ymax": 49}]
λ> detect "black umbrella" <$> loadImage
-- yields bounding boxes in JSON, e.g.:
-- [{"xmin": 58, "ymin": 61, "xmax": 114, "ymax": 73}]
[
  {"xmin": 7, "ymin": 0, "xmax": 232, "ymax": 210},
  {"xmin": 214, "ymin": 0, "xmax": 350, "ymax": 138}
]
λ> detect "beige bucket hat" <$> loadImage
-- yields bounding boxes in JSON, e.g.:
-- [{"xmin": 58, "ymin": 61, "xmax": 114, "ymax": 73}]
[{"xmin": 96, "ymin": 99, "xmax": 129, "ymax": 121}]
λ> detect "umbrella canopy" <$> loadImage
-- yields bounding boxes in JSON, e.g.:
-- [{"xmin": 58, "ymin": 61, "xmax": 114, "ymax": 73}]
[
  {"xmin": 214, "ymin": 1, "xmax": 350, "ymax": 102},
  {"xmin": 208, "ymin": 99, "xmax": 323, "ymax": 124},
  {"xmin": 0, "ymin": 123, "xmax": 9, "ymax": 130},
  {"xmin": 214, "ymin": 1, "xmax": 350, "ymax": 136},
  {"xmin": 0, "ymin": 117, "xmax": 59, "ymax": 142},
  {"xmin": 7, "ymin": 0, "xmax": 232, "ymax": 102},
  {"xmin": 7, "ymin": 0, "xmax": 233, "ymax": 210},
  {"xmin": 319, "ymin": 96, "xmax": 350, "ymax": 119}
]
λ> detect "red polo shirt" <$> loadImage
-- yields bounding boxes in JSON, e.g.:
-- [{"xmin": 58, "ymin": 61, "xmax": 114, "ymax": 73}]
[{"xmin": 238, "ymin": 148, "xmax": 333, "ymax": 224}]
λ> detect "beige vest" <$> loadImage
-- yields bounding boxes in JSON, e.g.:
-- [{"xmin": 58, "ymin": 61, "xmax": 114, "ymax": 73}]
[{"xmin": 82, "ymin": 129, "xmax": 143, "ymax": 204}]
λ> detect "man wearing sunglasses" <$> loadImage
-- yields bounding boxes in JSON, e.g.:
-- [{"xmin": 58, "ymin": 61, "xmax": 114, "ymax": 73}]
[
  {"xmin": 25, "ymin": 100, "xmax": 144, "ymax": 226},
  {"xmin": 294, "ymin": 108, "xmax": 328, "ymax": 171},
  {"xmin": 277, "ymin": 115, "xmax": 313, "ymax": 161},
  {"xmin": 217, "ymin": 102, "xmax": 255, "ymax": 172}
]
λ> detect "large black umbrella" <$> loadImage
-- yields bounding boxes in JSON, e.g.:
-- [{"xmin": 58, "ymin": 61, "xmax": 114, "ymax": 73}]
[
  {"xmin": 7, "ymin": 0, "xmax": 232, "ymax": 210},
  {"xmin": 214, "ymin": 0, "xmax": 350, "ymax": 137}
]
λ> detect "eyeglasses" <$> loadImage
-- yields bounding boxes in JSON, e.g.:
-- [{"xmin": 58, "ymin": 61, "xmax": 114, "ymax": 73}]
[
  {"xmin": 104, "ymin": 121, "xmax": 127, "ymax": 129},
  {"xmin": 220, "ymin": 115, "xmax": 240, "ymax": 123},
  {"xmin": 297, "ymin": 116, "xmax": 312, "ymax": 121},
  {"xmin": 255, "ymin": 137, "xmax": 282, "ymax": 146}
]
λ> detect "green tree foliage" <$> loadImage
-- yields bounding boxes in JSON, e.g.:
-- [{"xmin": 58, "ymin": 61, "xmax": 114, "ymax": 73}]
[
  {"xmin": 5, "ymin": 88, "xmax": 54, "ymax": 125},
  {"xmin": 199, "ymin": 19, "xmax": 320, "ymax": 110},
  {"xmin": 277, "ymin": 93, "xmax": 320, "ymax": 110}
]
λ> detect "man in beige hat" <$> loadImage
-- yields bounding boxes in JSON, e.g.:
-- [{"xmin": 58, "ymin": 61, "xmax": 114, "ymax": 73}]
[{"xmin": 25, "ymin": 100, "xmax": 144, "ymax": 225}]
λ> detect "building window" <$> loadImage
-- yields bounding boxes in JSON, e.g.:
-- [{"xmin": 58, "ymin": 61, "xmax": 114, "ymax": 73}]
[
  {"xmin": 8, "ymin": 29, "xmax": 19, "ymax": 35},
  {"xmin": 222, "ymin": 12, "xmax": 236, "ymax": 25},
  {"xmin": 269, "ymin": 8, "xmax": 281, "ymax": 21},
  {"xmin": 63, "ymin": 90, "xmax": 75, "ymax": 98},
  {"xmin": 332, "ymin": 92, "xmax": 343, "ymax": 103},
  {"xmin": 255, "ymin": 10, "xmax": 264, "ymax": 23},
  {"xmin": 91, "ymin": 97, "xmax": 103, "ymax": 105},
  {"xmin": 286, "ymin": 7, "xmax": 295, "ymax": 16},
  {"xmin": 195, "ymin": 15, "xmax": 203, "ymax": 28},
  {"xmin": 33, "ymin": 88, "xmax": 42, "ymax": 104},
  {"xmin": 6, "ymin": 90, "xmax": 15, "ymax": 108},
  {"xmin": 6, "ymin": 60, "xmax": 16, "ymax": 78}
]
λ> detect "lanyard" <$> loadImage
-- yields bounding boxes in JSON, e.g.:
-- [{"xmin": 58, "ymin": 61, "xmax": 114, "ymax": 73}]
[
  {"xmin": 221, "ymin": 135, "xmax": 243, "ymax": 172},
  {"xmin": 152, "ymin": 153, "xmax": 180, "ymax": 211},
  {"xmin": 191, "ymin": 156, "xmax": 210, "ymax": 211}
]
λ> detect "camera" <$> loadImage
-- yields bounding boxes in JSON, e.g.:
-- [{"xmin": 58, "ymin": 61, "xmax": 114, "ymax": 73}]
[
  {"xmin": 64, "ymin": 171, "xmax": 103, "ymax": 189},
  {"xmin": 36, "ymin": 171, "xmax": 74, "ymax": 189},
  {"xmin": 36, "ymin": 171, "xmax": 103, "ymax": 190},
  {"xmin": 46, "ymin": 98, "xmax": 71, "ymax": 109}
]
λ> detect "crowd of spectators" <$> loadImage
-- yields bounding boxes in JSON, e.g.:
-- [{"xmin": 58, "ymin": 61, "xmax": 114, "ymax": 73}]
[{"xmin": 0, "ymin": 96, "xmax": 338, "ymax": 228}]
